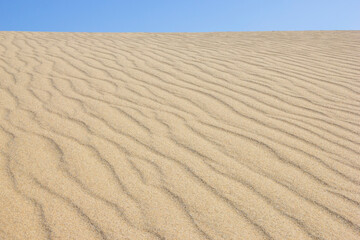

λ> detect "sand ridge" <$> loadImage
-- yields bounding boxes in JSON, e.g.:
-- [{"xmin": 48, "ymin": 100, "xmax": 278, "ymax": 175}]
[{"xmin": 0, "ymin": 31, "xmax": 359, "ymax": 239}]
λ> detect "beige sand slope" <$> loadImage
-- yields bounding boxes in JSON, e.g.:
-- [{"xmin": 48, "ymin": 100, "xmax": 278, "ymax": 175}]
[{"xmin": 0, "ymin": 31, "xmax": 359, "ymax": 240}]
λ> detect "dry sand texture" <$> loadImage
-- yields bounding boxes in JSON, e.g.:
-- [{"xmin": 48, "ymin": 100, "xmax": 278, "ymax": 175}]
[{"xmin": 0, "ymin": 31, "xmax": 360, "ymax": 240}]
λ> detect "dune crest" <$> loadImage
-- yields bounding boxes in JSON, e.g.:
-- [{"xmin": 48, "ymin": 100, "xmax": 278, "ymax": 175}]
[{"xmin": 0, "ymin": 31, "xmax": 359, "ymax": 240}]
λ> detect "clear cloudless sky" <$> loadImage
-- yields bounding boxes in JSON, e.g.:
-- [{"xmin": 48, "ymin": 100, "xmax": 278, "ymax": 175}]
[{"xmin": 0, "ymin": 0, "xmax": 359, "ymax": 32}]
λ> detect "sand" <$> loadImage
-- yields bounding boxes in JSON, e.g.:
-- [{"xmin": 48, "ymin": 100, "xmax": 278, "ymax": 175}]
[{"xmin": 0, "ymin": 31, "xmax": 359, "ymax": 240}]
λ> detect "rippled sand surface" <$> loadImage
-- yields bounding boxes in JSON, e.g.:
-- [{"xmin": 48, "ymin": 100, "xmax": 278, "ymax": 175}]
[{"xmin": 0, "ymin": 31, "xmax": 359, "ymax": 240}]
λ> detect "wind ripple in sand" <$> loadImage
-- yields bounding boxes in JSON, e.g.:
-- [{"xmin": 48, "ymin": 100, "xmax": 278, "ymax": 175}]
[{"xmin": 0, "ymin": 31, "xmax": 359, "ymax": 240}]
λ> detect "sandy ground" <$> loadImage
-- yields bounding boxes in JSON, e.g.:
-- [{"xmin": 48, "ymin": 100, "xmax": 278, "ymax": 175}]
[{"xmin": 0, "ymin": 31, "xmax": 359, "ymax": 240}]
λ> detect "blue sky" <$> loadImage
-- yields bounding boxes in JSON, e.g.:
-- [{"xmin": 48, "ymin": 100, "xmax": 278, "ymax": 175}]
[{"xmin": 1, "ymin": 0, "xmax": 359, "ymax": 32}]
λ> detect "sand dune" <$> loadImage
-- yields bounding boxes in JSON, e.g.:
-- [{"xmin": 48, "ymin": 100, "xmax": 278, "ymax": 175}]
[{"xmin": 0, "ymin": 31, "xmax": 359, "ymax": 240}]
